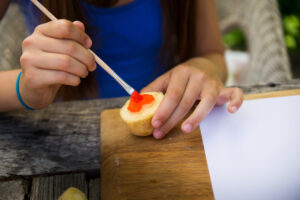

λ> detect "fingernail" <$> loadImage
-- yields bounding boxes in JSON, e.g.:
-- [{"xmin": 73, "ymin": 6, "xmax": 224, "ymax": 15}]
[
  {"xmin": 153, "ymin": 129, "xmax": 163, "ymax": 139},
  {"xmin": 182, "ymin": 123, "xmax": 193, "ymax": 133},
  {"xmin": 153, "ymin": 120, "xmax": 162, "ymax": 128},
  {"xmin": 231, "ymin": 106, "xmax": 237, "ymax": 113},
  {"xmin": 86, "ymin": 38, "xmax": 92, "ymax": 48}
]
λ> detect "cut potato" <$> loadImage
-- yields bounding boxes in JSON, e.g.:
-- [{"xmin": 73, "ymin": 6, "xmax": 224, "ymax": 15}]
[
  {"xmin": 58, "ymin": 187, "xmax": 87, "ymax": 200},
  {"xmin": 120, "ymin": 92, "xmax": 164, "ymax": 136}
]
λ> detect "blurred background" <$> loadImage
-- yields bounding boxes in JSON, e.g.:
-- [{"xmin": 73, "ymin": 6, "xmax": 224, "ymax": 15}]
[{"xmin": 223, "ymin": 0, "xmax": 300, "ymax": 85}]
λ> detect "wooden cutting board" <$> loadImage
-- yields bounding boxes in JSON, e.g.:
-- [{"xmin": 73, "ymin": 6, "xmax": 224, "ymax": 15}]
[{"xmin": 100, "ymin": 89, "xmax": 300, "ymax": 200}]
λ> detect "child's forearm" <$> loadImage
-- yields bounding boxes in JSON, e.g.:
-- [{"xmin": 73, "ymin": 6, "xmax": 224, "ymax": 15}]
[{"xmin": 0, "ymin": 69, "xmax": 24, "ymax": 112}]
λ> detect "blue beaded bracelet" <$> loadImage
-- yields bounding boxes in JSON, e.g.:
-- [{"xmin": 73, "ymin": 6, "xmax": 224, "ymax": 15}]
[{"xmin": 16, "ymin": 71, "xmax": 35, "ymax": 111}]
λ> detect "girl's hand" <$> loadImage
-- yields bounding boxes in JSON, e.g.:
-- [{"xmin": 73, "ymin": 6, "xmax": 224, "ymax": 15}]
[
  {"xmin": 19, "ymin": 20, "xmax": 96, "ymax": 109},
  {"xmin": 141, "ymin": 57, "xmax": 243, "ymax": 139}
]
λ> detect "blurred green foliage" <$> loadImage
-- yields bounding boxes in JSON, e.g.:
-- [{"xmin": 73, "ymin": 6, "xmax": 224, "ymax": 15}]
[
  {"xmin": 283, "ymin": 15, "xmax": 299, "ymax": 49},
  {"xmin": 223, "ymin": 0, "xmax": 300, "ymax": 51},
  {"xmin": 223, "ymin": 29, "xmax": 246, "ymax": 50},
  {"xmin": 279, "ymin": 0, "xmax": 300, "ymax": 50}
]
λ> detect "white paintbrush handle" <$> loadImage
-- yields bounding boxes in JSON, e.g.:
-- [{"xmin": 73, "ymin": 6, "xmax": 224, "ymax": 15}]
[
  {"xmin": 31, "ymin": 0, "xmax": 57, "ymax": 21},
  {"xmin": 90, "ymin": 51, "xmax": 134, "ymax": 95},
  {"xmin": 30, "ymin": 0, "xmax": 135, "ymax": 95}
]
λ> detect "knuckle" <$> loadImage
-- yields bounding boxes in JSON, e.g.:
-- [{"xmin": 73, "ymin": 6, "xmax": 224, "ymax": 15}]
[
  {"xmin": 154, "ymin": 110, "xmax": 167, "ymax": 123},
  {"xmin": 20, "ymin": 53, "xmax": 31, "ymax": 66},
  {"xmin": 59, "ymin": 19, "xmax": 71, "ymax": 25},
  {"xmin": 176, "ymin": 65, "xmax": 190, "ymax": 75},
  {"xmin": 84, "ymin": 51, "xmax": 95, "ymax": 68},
  {"xmin": 194, "ymin": 72, "xmax": 207, "ymax": 82},
  {"xmin": 205, "ymin": 94, "xmax": 217, "ymax": 102},
  {"xmin": 84, "ymin": 71, "xmax": 89, "ymax": 78},
  {"xmin": 160, "ymin": 124, "xmax": 172, "ymax": 135},
  {"xmin": 80, "ymin": 69, "xmax": 88, "ymax": 78},
  {"xmin": 79, "ymin": 33, "xmax": 87, "ymax": 45},
  {"xmin": 72, "ymin": 77, "xmax": 81, "ymax": 86},
  {"xmin": 60, "ymin": 56, "xmax": 72, "ymax": 70},
  {"xmin": 180, "ymin": 99, "xmax": 192, "ymax": 112},
  {"xmin": 89, "ymin": 53, "xmax": 95, "ymax": 66},
  {"xmin": 191, "ymin": 112, "xmax": 204, "ymax": 125},
  {"xmin": 186, "ymin": 117, "xmax": 197, "ymax": 128},
  {"xmin": 210, "ymin": 80, "xmax": 219, "ymax": 88},
  {"xmin": 169, "ymin": 90, "xmax": 181, "ymax": 102},
  {"xmin": 88, "ymin": 60, "xmax": 95, "ymax": 70},
  {"xmin": 57, "ymin": 72, "xmax": 68, "ymax": 83},
  {"xmin": 65, "ymin": 42, "xmax": 77, "ymax": 54},
  {"xmin": 22, "ymin": 36, "xmax": 34, "ymax": 49},
  {"xmin": 34, "ymin": 24, "xmax": 43, "ymax": 33},
  {"xmin": 58, "ymin": 20, "xmax": 73, "ymax": 37},
  {"xmin": 234, "ymin": 88, "xmax": 244, "ymax": 102}
]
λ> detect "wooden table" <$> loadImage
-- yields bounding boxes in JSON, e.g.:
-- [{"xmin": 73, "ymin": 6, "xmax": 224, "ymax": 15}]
[{"xmin": 1, "ymin": 79, "xmax": 300, "ymax": 200}]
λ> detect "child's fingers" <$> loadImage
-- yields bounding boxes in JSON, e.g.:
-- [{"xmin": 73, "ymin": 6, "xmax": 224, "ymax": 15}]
[
  {"xmin": 216, "ymin": 87, "xmax": 243, "ymax": 113},
  {"xmin": 151, "ymin": 68, "xmax": 189, "ymax": 130},
  {"xmin": 215, "ymin": 88, "xmax": 232, "ymax": 105},
  {"xmin": 152, "ymin": 75, "xmax": 202, "ymax": 139},
  {"xmin": 22, "ymin": 67, "xmax": 81, "ymax": 89},
  {"xmin": 34, "ymin": 19, "xmax": 92, "ymax": 48},
  {"xmin": 181, "ymin": 83, "xmax": 219, "ymax": 133},
  {"xmin": 73, "ymin": 21, "xmax": 85, "ymax": 32},
  {"xmin": 227, "ymin": 88, "xmax": 243, "ymax": 113},
  {"xmin": 30, "ymin": 36, "xmax": 96, "ymax": 71},
  {"xmin": 20, "ymin": 51, "xmax": 89, "ymax": 79}
]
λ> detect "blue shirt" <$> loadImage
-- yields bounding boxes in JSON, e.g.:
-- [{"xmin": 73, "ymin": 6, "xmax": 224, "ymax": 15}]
[{"xmin": 17, "ymin": 0, "xmax": 165, "ymax": 98}]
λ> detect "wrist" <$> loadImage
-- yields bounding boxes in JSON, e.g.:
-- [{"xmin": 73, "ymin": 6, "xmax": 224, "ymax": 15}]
[
  {"xmin": 16, "ymin": 71, "xmax": 35, "ymax": 111},
  {"xmin": 19, "ymin": 72, "xmax": 58, "ymax": 110}
]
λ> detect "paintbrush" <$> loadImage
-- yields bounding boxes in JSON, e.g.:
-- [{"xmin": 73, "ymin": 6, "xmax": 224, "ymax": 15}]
[{"xmin": 30, "ymin": 0, "xmax": 143, "ymax": 101}]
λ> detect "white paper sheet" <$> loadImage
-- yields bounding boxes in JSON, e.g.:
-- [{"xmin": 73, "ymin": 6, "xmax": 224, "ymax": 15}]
[{"xmin": 200, "ymin": 95, "xmax": 300, "ymax": 200}]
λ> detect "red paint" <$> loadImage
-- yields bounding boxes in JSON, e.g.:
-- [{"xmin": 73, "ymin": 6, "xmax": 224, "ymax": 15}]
[
  {"xmin": 131, "ymin": 90, "xmax": 143, "ymax": 102},
  {"xmin": 128, "ymin": 93, "xmax": 155, "ymax": 112}
]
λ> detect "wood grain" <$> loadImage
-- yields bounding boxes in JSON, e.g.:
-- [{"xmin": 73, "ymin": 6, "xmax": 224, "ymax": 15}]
[
  {"xmin": 0, "ymin": 179, "xmax": 26, "ymax": 200},
  {"xmin": 244, "ymin": 89, "xmax": 300, "ymax": 100},
  {"xmin": 101, "ymin": 110, "xmax": 213, "ymax": 200},
  {"xmin": 100, "ymin": 88, "xmax": 300, "ymax": 200},
  {"xmin": 0, "ymin": 97, "xmax": 127, "ymax": 178},
  {"xmin": 89, "ymin": 178, "xmax": 100, "ymax": 200},
  {"xmin": 0, "ymin": 80, "xmax": 299, "ymax": 178},
  {"xmin": 30, "ymin": 173, "xmax": 87, "ymax": 200}
]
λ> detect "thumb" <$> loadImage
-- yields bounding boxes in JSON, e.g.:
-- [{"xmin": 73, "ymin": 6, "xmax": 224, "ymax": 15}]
[
  {"xmin": 73, "ymin": 21, "xmax": 85, "ymax": 32},
  {"xmin": 140, "ymin": 72, "xmax": 169, "ymax": 93}
]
